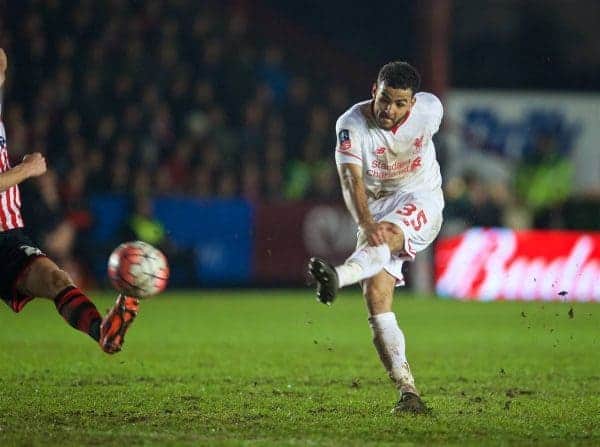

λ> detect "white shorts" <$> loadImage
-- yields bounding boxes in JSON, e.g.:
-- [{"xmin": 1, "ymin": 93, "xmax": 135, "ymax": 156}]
[{"xmin": 356, "ymin": 188, "xmax": 444, "ymax": 286}]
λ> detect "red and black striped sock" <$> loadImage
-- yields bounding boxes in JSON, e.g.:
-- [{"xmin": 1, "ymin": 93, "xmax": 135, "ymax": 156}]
[{"xmin": 54, "ymin": 286, "xmax": 102, "ymax": 342}]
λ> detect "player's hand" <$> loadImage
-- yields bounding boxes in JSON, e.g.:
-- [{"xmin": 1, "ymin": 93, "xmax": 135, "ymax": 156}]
[
  {"xmin": 21, "ymin": 152, "xmax": 47, "ymax": 178},
  {"xmin": 0, "ymin": 48, "xmax": 6, "ymax": 87},
  {"xmin": 378, "ymin": 222, "xmax": 403, "ymax": 247},
  {"xmin": 363, "ymin": 221, "xmax": 386, "ymax": 246},
  {"xmin": 364, "ymin": 221, "xmax": 403, "ymax": 246}
]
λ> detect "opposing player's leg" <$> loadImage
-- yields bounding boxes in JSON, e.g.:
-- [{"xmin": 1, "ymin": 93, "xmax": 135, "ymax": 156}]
[
  {"xmin": 16, "ymin": 256, "xmax": 139, "ymax": 354},
  {"xmin": 15, "ymin": 256, "xmax": 103, "ymax": 339},
  {"xmin": 363, "ymin": 252, "xmax": 427, "ymax": 414},
  {"xmin": 99, "ymin": 294, "xmax": 139, "ymax": 354}
]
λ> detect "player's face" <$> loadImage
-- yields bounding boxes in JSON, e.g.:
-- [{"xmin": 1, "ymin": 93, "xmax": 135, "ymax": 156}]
[{"xmin": 372, "ymin": 82, "xmax": 415, "ymax": 130}]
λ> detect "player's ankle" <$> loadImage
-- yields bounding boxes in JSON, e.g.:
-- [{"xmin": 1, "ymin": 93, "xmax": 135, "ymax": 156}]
[
  {"xmin": 399, "ymin": 383, "xmax": 419, "ymax": 396},
  {"xmin": 335, "ymin": 261, "xmax": 361, "ymax": 288},
  {"xmin": 89, "ymin": 319, "xmax": 101, "ymax": 342}
]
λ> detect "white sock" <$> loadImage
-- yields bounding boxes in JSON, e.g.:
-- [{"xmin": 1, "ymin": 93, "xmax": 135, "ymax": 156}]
[
  {"xmin": 369, "ymin": 312, "xmax": 417, "ymax": 394},
  {"xmin": 335, "ymin": 244, "xmax": 391, "ymax": 288}
]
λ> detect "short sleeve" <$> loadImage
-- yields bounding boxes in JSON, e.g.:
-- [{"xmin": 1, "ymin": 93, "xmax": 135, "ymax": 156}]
[
  {"xmin": 416, "ymin": 92, "xmax": 443, "ymax": 136},
  {"xmin": 334, "ymin": 115, "xmax": 363, "ymax": 166}
]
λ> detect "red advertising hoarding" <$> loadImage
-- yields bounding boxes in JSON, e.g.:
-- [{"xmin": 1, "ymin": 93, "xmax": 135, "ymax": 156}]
[
  {"xmin": 253, "ymin": 202, "xmax": 357, "ymax": 283},
  {"xmin": 435, "ymin": 229, "xmax": 600, "ymax": 301}
]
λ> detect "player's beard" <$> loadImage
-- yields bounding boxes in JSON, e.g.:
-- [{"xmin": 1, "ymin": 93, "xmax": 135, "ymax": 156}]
[
  {"xmin": 371, "ymin": 102, "xmax": 407, "ymax": 130},
  {"xmin": 377, "ymin": 113, "xmax": 397, "ymax": 130},
  {"xmin": 378, "ymin": 109, "xmax": 410, "ymax": 130}
]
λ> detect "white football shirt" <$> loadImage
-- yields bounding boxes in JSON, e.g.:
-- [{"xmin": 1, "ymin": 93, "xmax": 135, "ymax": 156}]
[{"xmin": 334, "ymin": 92, "xmax": 443, "ymax": 200}]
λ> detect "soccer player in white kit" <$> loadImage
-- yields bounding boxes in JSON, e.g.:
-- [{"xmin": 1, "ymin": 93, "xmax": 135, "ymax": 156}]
[{"xmin": 308, "ymin": 61, "xmax": 444, "ymax": 414}]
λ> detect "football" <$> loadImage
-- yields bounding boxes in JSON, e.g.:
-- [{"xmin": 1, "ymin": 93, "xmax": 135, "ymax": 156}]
[{"xmin": 107, "ymin": 241, "xmax": 169, "ymax": 298}]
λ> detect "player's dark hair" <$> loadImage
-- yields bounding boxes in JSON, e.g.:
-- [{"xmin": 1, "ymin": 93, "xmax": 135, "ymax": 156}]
[{"xmin": 377, "ymin": 61, "xmax": 421, "ymax": 94}]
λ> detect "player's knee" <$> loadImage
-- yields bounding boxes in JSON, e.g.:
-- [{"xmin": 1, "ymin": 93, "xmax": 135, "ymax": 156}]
[
  {"xmin": 46, "ymin": 268, "xmax": 73, "ymax": 296},
  {"xmin": 380, "ymin": 222, "xmax": 405, "ymax": 252}
]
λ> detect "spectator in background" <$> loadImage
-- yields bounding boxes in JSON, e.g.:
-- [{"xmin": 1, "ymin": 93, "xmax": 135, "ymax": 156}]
[
  {"xmin": 443, "ymin": 170, "xmax": 504, "ymax": 234},
  {"xmin": 120, "ymin": 194, "xmax": 195, "ymax": 286},
  {"xmin": 310, "ymin": 163, "xmax": 339, "ymax": 201},
  {"xmin": 206, "ymin": 105, "xmax": 238, "ymax": 159},
  {"xmin": 20, "ymin": 169, "xmax": 73, "ymax": 261},
  {"xmin": 241, "ymin": 100, "xmax": 267, "ymax": 153},
  {"xmin": 283, "ymin": 76, "xmax": 311, "ymax": 152},
  {"xmin": 165, "ymin": 139, "xmax": 193, "ymax": 193},
  {"xmin": 284, "ymin": 138, "xmax": 319, "ymax": 200},
  {"xmin": 264, "ymin": 168, "xmax": 285, "ymax": 201},
  {"xmin": 240, "ymin": 161, "xmax": 262, "ymax": 203},
  {"xmin": 2, "ymin": 2, "xmax": 356, "ymax": 206},
  {"xmin": 121, "ymin": 194, "xmax": 167, "ymax": 249},
  {"xmin": 189, "ymin": 165, "xmax": 213, "ymax": 198},
  {"xmin": 516, "ymin": 132, "xmax": 574, "ymax": 228},
  {"xmin": 19, "ymin": 169, "xmax": 93, "ymax": 288},
  {"xmin": 259, "ymin": 45, "xmax": 288, "ymax": 104},
  {"xmin": 462, "ymin": 170, "xmax": 503, "ymax": 227},
  {"xmin": 85, "ymin": 148, "xmax": 107, "ymax": 193}
]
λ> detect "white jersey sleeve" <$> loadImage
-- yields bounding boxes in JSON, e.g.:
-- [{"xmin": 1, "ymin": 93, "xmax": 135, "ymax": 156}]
[
  {"xmin": 416, "ymin": 92, "xmax": 443, "ymax": 136},
  {"xmin": 334, "ymin": 112, "xmax": 364, "ymax": 167}
]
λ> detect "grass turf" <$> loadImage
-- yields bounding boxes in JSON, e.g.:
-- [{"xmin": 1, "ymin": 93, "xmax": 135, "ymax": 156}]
[{"xmin": 0, "ymin": 289, "xmax": 599, "ymax": 446}]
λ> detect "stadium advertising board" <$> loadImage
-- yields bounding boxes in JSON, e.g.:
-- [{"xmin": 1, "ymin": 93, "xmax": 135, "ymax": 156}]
[
  {"xmin": 445, "ymin": 91, "xmax": 600, "ymax": 194},
  {"xmin": 89, "ymin": 195, "xmax": 253, "ymax": 285},
  {"xmin": 435, "ymin": 228, "xmax": 600, "ymax": 301},
  {"xmin": 253, "ymin": 202, "xmax": 357, "ymax": 282}
]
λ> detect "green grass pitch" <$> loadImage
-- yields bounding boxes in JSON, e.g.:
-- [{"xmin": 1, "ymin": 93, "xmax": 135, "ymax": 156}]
[{"xmin": 1, "ymin": 290, "xmax": 599, "ymax": 446}]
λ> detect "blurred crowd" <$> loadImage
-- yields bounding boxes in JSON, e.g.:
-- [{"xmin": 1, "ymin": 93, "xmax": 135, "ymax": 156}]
[
  {"xmin": 2, "ymin": 0, "xmax": 344, "ymax": 206},
  {"xmin": 2, "ymin": 1, "xmax": 348, "ymax": 284},
  {"xmin": 442, "ymin": 113, "xmax": 598, "ymax": 234},
  {"xmin": 1, "ymin": 1, "xmax": 597, "ymax": 285},
  {"xmin": 442, "ymin": 138, "xmax": 585, "ymax": 236}
]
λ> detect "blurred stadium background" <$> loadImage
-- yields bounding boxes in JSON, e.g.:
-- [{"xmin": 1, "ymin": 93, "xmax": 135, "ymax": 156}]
[
  {"xmin": 1, "ymin": 0, "xmax": 599, "ymax": 299},
  {"xmin": 2, "ymin": 2, "xmax": 600, "ymax": 446}
]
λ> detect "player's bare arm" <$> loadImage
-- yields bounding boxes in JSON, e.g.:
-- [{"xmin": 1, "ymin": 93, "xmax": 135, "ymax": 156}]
[
  {"xmin": 338, "ymin": 163, "xmax": 402, "ymax": 248},
  {"xmin": 0, "ymin": 48, "xmax": 6, "ymax": 88},
  {"xmin": 0, "ymin": 152, "xmax": 47, "ymax": 192},
  {"xmin": 338, "ymin": 163, "xmax": 382, "ymax": 245}
]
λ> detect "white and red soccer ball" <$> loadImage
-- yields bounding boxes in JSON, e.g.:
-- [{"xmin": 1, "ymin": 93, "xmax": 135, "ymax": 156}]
[{"xmin": 107, "ymin": 241, "xmax": 169, "ymax": 298}]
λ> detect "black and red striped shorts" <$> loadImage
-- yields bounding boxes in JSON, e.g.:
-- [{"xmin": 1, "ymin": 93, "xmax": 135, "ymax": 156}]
[{"xmin": 0, "ymin": 228, "xmax": 46, "ymax": 312}]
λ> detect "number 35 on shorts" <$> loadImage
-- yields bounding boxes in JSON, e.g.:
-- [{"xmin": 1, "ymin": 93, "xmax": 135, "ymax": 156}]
[{"xmin": 395, "ymin": 203, "xmax": 428, "ymax": 231}]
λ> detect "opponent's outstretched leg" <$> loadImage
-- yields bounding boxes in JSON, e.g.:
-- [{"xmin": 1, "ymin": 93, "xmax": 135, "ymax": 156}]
[
  {"xmin": 15, "ymin": 256, "xmax": 139, "ymax": 354},
  {"xmin": 99, "ymin": 294, "xmax": 139, "ymax": 354}
]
